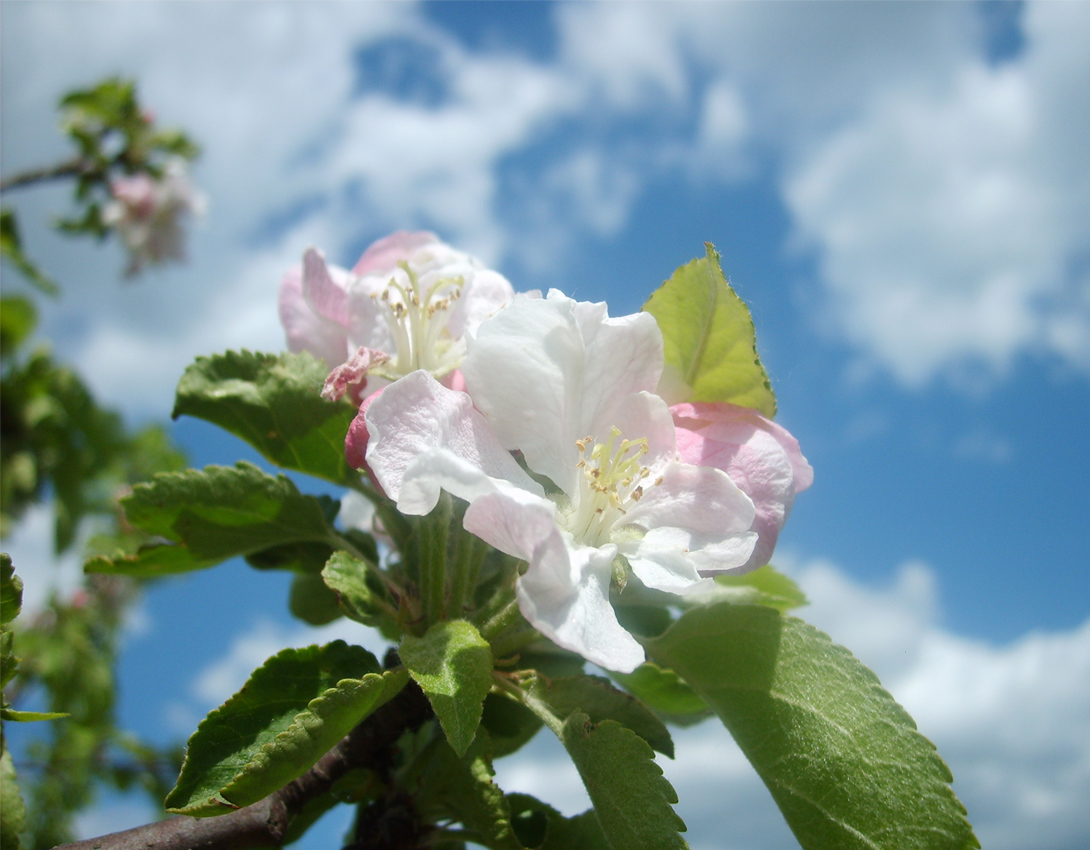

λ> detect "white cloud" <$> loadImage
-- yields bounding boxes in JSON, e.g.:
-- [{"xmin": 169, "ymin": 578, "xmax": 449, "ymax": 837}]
[
  {"xmin": 783, "ymin": 3, "xmax": 1090, "ymax": 386},
  {"xmin": 2, "ymin": 502, "xmax": 90, "ymax": 616}
]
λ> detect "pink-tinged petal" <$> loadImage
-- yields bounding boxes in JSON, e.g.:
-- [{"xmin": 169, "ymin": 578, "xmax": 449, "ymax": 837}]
[
  {"xmin": 351, "ymin": 231, "xmax": 439, "ymax": 276},
  {"xmin": 279, "ymin": 263, "xmax": 350, "ymax": 369},
  {"xmin": 441, "ymin": 369, "xmax": 467, "ymax": 394},
  {"xmin": 464, "ymin": 492, "xmax": 645, "ymax": 673},
  {"xmin": 345, "ymin": 386, "xmax": 385, "ymax": 474},
  {"xmin": 463, "ymin": 293, "xmax": 664, "ymax": 495},
  {"xmin": 302, "ymin": 247, "xmax": 351, "ymax": 327},
  {"xmin": 671, "ymin": 402, "xmax": 813, "ymax": 571},
  {"xmin": 322, "ymin": 347, "xmax": 390, "ymax": 402},
  {"xmin": 624, "ymin": 461, "xmax": 755, "ymax": 536},
  {"xmin": 364, "ymin": 371, "xmax": 540, "ymax": 509}
]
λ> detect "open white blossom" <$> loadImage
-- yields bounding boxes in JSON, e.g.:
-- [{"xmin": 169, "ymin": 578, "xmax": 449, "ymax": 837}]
[{"xmin": 362, "ymin": 293, "xmax": 759, "ymax": 672}]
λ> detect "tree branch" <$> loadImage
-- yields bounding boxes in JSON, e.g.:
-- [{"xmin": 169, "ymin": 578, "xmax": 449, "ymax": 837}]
[
  {"xmin": 54, "ymin": 680, "xmax": 433, "ymax": 850},
  {"xmin": 0, "ymin": 158, "xmax": 88, "ymax": 193}
]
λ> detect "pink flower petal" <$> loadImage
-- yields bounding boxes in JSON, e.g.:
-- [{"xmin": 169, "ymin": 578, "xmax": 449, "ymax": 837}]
[
  {"xmin": 351, "ymin": 231, "xmax": 439, "ymax": 276},
  {"xmin": 671, "ymin": 402, "xmax": 813, "ymax": 572}
]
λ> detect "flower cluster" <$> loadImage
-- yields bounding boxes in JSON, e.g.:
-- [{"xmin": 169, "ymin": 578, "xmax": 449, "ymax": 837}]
[
  {"xmin": 103, "ymin": 158, "xmax": 205, "ymax": 275},
  {"xmin": 282, "ymin": 235, "xmax": 810, "ymax": 673}
]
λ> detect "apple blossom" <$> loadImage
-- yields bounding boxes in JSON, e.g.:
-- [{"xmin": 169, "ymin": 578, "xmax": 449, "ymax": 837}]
[
  {"xmin": 361, "ymin": 293, "xmax": 761, "ymax": 672},
  {"xmin": 102, "ymin": 157, "xmax": 205, "ymax": 275},
  {"xmin": 278, "ymin": 231, "xmax": 514, "ymax": 399},
  {"xmin": 672, "ymin": 402, "xmax": 813, "ymax": 573}
]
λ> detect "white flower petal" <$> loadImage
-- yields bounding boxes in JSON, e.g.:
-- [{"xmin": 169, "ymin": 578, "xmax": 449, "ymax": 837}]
[
  {"xmin": 624, "ymin": 461, "xmax": 755, "ymax": 535},
  {"xmin": 465, "ymin": 491, "xmax": 645, "ymax": 673},
  {"xmin": 364, "ymin": 371, "xmax": 539, "ymax": 510},
  {"xmin": 464, "ymin": 292, "xmax": 663, "ymax": 494},
  {"xmin": 622, "ymin": 526, "xmax": 757, "ymax": 591}
]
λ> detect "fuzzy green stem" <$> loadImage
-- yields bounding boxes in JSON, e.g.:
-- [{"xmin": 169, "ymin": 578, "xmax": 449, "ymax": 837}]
[
  {"xmin": 446, "ymin": 521, "xmax": 489, "ymax": 619},
  {"xmin": 418, "ymin": 492, "xmax": 453, "ymax": 626},
  {"xmin": 492, "ymin": 673, "xmax": 564, "ymax": 737}
]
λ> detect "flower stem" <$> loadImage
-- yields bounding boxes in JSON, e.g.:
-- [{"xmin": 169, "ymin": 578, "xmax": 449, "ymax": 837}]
[
  {"xmin": 418, "ymin": 492, "xmax": 453, "ymax": 626},
  {"xmin": 446, "ymin": 513, "xmax": 489, "ymax": 618}
]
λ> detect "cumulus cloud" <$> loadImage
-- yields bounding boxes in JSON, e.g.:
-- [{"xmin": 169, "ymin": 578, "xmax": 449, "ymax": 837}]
[{"xmin": 784, "ymin": 2, "xmax": 1090, "ymax": 386}]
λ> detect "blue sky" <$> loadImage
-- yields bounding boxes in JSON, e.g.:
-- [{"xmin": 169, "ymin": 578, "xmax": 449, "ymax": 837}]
[{"xmin": 3, "ymin": 2, "xmax": 1089, "ymax": 848}]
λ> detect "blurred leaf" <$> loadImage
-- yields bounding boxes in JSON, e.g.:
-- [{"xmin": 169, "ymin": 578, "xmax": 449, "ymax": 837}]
[
  {"xmin": 1, "ymin": 209, "xmax": 59, "ymax": 296},
  {"xmin": 172, "ymin": 350, "xmax": 358, "ymax": 485},
  {"xmin": 506, "ymin": 794, "xmax": 611, "ymax": 850},
  {"xmin": 401, "ymin": 620, "xmax": 493, "ymax": 758},
  {"xmin": 165, "ymin": 641, "xmax": 404, "ymax": 816},
  {"xmin": 289, "ymin": 571, "xmax": 343, "ymax": 626},
  {"xmin": 479, "ymin": 692, "xmax": 542, "ymax": 759},
  {"xmin": 0, "ymin": 295, "xmax": 38, "ymax": 359},
  {"xmin": 1, "ymin": 554, "xmax": 21, "ymax": 626},
  {"xmin": 1, "ymin": 748, "xmax": 26, "ymax": 850},
  {"xmin": 643, "ymin": 243, "xmax": 775, "ymax": 417},
  {"xmin": 560, "ymin": 713, "xmax": 687, "ymax": 850},
  {"xmin": 645, "ymin": 603, "xmax": 979, "ymax": 850}
]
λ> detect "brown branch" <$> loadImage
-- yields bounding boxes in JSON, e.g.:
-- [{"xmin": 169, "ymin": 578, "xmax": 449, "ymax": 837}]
[
  {"xmin": 0, "ymin": 157, "xmax": 88, "ymax": 192},
  {"xmin": 54, "ymin": 681, "xmax": 433, "ymax": 850}
]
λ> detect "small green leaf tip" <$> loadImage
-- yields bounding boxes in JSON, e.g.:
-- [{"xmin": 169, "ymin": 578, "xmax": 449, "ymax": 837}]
[{"xmin": 643, "ymin": 243, "xmax": 777, "ymax": 418}]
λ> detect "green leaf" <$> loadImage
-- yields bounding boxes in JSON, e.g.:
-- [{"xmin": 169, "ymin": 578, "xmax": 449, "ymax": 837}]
[
  {"xmin": 611, "ymin": 662, "xmax": 710, "ymax": 719},
  {"xmin": 686, "ymin": 564, "xmax": 808, "ymax": 613},
  {"xmin": 643, "ymin": 243, "xmax": 776, "ymax": 417},
  {"xmin": 289, "ymin": 571, "xmax": 343, "ymax": 626},
  {"xmin": 246, "ymin": 541, "xmax": 333, "ymax": 573},
  {"xmin": 479, "ymin": 692, "xmax": 542, "ymax": 759},
  {"xmin": 172, "ymin": 350, "xmax": 358, "ymax": 485},
  {"xmin": 415, "ymin": 731, "xmax": 522, "ymax": 850},
  {"xmin": 0, "ymin": 708, "xmax": 68, "ymax": 722},
  {"xmin": 87, "ymin": 462, "xmax": 334, "ymax": 577},
  {"xmin": 645, "ymin": 603, "xmax": 979, "ymax": 850},
  {"xmin": 1, "ymin": 209, "xmax": 59, "ymax": 297},
  {"xmin": 165, "ymin": 641, "xmax": 405, "ymax": 816},
  {"xmin": 1, "ymin": 554, "xmax": 21, "ymax": 626},
  {"xmin": 84, "ymin": 541, "xmax": 217, "ymax": 577},
  {"xmin": 507, "ymin": 794, "xmax": 611, "ymax": 850},
  {"xmin": 401, "ymin": 620, "xmax": 493, "ymax": 757},
  {"xmin": 0, "ymin": 295, "xmax": 38, "ymax": 360},
  {"xmin": 532, "ymin": 675, "xmax": 674, "ymax": 758},
  {"xmin": 560, "ymin": 713, "xmax": 687, "ymax": 850},
  {"xmin": 1, "ymin": 747, "xmax": 26, "ymax": 850},
  {"xmin": 322, "ymin": 551, "xmax": 392, "ymax": 628}
]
